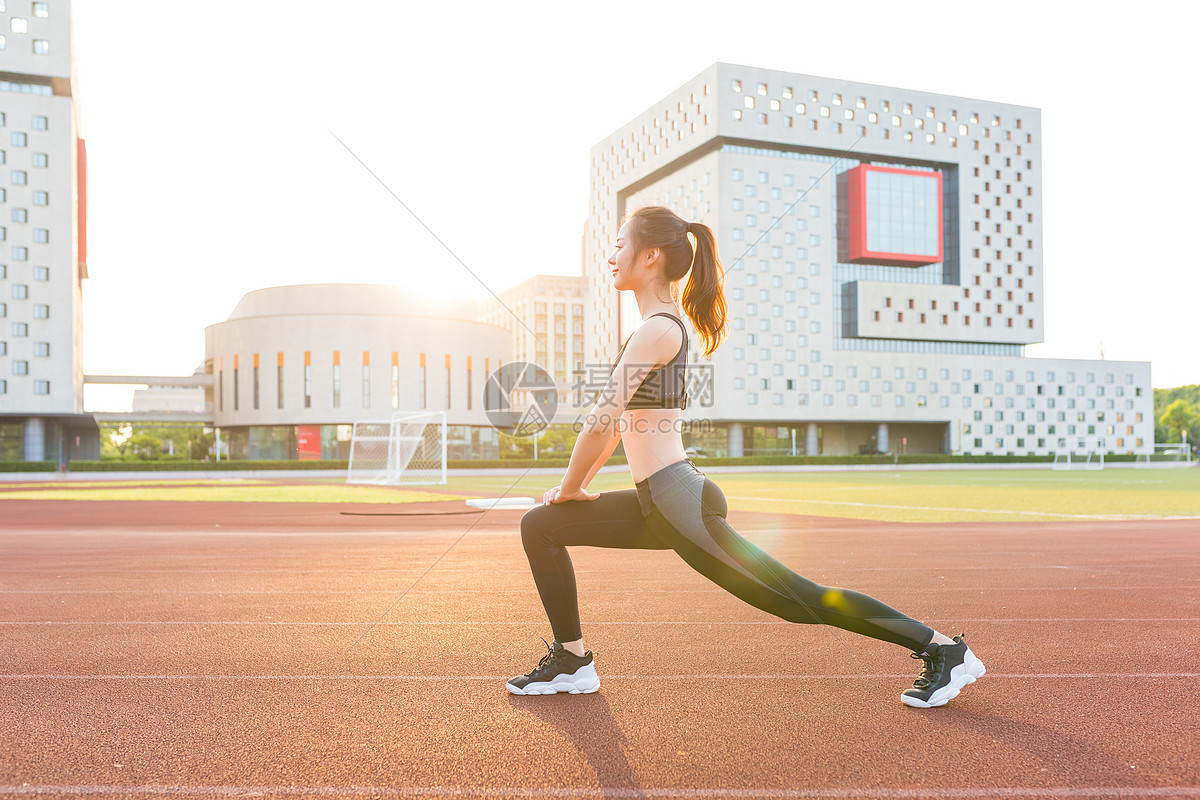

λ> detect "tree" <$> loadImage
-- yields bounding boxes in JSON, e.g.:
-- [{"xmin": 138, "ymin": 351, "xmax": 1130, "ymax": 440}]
[
  {"xmin": 1158, "ymin": 399, "xmax": 1199, "ymax": 444},
  {"xmin": 101, "ymin": 425, "xmax": 134, "ymax": 458},
  {"xmin": 127, "ymin": 433, "xmax": 164, "ymax": 460},
  {"xmin": 184, "ymin": 428, "xmax": 215, "ymax": 460},
  {"xmin": 1154, "ymin": 385, "xmax": 1200, "ymax": 444}
]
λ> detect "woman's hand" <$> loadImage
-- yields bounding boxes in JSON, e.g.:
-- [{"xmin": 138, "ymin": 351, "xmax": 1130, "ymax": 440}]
[{"xmin": 543, "ymin": 485, "xmax": 600, "ymax": 505}]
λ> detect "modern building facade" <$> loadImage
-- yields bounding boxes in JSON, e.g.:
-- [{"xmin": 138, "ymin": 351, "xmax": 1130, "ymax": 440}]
[
  {"xmin": 583, "ymin": 63, "xmax": 1153, "ymax": 456},
  {"xmin": 204, "ymin": 284, "xmax": 511, "ymax": 460},
  {"xmin": 0, "ymin": 0, "xmax": 98, "ymax": 463},
  {"xmin": 476, "ymin": 273, "xmax": 588, "ymax": 413}
]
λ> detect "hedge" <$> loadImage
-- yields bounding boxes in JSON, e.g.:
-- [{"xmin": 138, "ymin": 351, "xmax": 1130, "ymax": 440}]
[
  {"xmin": 1, "ymin": 453, "xmax": 1184, "ymax": 473},
  {"xmin": 64, "ymin": 460, "xmax": 351, "ymax": 472},
  {"xmin": 0, "ymin": 461, "xmax": 58, "ymax": 472}
]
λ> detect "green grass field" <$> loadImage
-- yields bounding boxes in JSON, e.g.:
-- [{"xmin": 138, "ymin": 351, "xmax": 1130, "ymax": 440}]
[
  {"xmin": 2, "ymin": 467, "xmax": 1198, "ymax": 523},
  {"xmin": 460, "ymin": 468, "xmax": 1200, "ymax": 522}
]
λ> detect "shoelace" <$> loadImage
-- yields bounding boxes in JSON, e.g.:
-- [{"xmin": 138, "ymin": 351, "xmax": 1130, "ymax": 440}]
[
  {"xmin": 909, "ymin": 646, "xmax": 945, "ymax": 690},
  {"xmin": 524, "ymin": 637, "xmax": 562, "ymax": 678}
]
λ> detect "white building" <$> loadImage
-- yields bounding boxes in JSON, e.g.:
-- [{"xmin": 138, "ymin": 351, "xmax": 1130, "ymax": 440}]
[
  {"xmin": 204, "ymin": 284, "xmax": 511, "ymax": 460},
  {"xmin": 477, "ymin": 273, "xmax": 588, "ymax": 414},
  {"xmin": 583, "ymin": 63, "xmax": 1153, "ymax": 457},
  {"xmin": 0, "ymin": 0, "xmax": 97, "ymax": 464}
]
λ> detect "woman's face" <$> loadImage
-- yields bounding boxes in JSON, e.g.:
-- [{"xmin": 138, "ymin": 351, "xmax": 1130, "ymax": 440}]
[{"xmin": 608, "ymin": 222, "xmax": 650, "ymax": 291}]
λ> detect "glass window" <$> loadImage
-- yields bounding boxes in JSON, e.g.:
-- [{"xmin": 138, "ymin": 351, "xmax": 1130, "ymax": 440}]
[
  {"xmin": 11, "ymin": 170, "xmax": 26, "ymax": 185},
  {"xmin": 31, "ymin": 115, "xmax": 47, "ymax": 131},
  {"xmin": 32, "ymin": 228, "xmax": 48, "ymax": 243},
  {"xmin": 12, "ymin": 284, "xmax": 27, "ymax": 299},
  {"xmin": 10, "ymin": 17, "xmax": 27, "ymax": 33},
  {"xmin": 32, "ymin": 303, "xmax": 48, "ymax": 319},
  {"xmin": 34, "ymin": 380, "xmax": 49, "ymax": 395},
  {"xmin": 32, "ymin": 39, "xmax": 48, "ymax": 55},
  {"xmin": 12, "ymin": 359, "xmax": 27, "ymax": 375},
  {"xmin": 32, "ymin": 190, "xmax": 47, "ymax": 204},
  {"xmin": 10, "ymin": 132, "xmax": 26, "ymax": 147},
  {"xmin": 12, "ymin": 322, "xmax": 26, "ymax": 336},
  {"xmin": 33, "ymin": 2, "xmax": 48, "ymax": 17}
]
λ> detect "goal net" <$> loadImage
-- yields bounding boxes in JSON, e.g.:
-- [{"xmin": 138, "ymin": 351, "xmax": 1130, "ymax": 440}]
[
  {"xmin": 347, "ymin": 410, "xmax": 447, "ymax": 485},
  {"xmin": 1135, "ymin": 443, "xmax": 1194, "ymax": 467},
  {"xmin": 1051, "ymin": 436, "xmax": 1106, "ymax": 471}
]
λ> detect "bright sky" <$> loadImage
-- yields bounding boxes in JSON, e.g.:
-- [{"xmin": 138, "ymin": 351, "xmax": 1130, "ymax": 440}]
[{"xmin": 73, "ymin": 1, "xmax": 1197, "ymax": 410}]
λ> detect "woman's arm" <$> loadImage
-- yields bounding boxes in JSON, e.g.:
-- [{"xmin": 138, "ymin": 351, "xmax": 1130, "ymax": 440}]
[
  {"xmin": 580, "ymin": 426, "xmax": 623, "ymax": 489},
  {"xmin": 557, "ymin": 317, "xmax": 681, "ymax": 495}
]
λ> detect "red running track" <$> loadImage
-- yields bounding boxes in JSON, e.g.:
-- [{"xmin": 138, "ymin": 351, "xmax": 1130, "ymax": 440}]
[{"xmin": 1, "ymin": 498, "xmax": 1198, "ymax": 799}]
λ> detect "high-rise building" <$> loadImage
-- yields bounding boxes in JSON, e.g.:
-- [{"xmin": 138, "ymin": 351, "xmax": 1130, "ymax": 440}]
[
  {"xmin": 584, "ymin": 63, "xmax": 1153, "ymax": 457},
  {"xmin": 477, "ymin": 273, "xmax": 588, "ymax": 413},
  {"xmin": 0, "ymin": 0, "xmax": 97, "ymax": 463}
]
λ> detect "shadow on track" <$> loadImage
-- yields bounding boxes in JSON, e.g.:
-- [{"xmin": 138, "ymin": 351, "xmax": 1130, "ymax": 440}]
[{"xmin": 507, "ymin": 692, "xmax": 645, "ymax": 796}]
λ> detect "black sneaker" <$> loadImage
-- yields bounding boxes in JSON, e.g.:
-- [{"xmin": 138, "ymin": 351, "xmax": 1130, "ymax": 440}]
[
  {"xmin": 901, "ymin": 635, "xmax": 985, "ymax": 708},
  {"xmin": 506, "ymin": 639, "xmax": 600, "ymax": 695}
]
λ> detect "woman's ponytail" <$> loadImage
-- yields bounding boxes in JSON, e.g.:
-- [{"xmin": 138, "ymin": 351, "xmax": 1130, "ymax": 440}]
[
  {"xmin": 624, "ymin": 206, "xmax": 728, "ymax": 357},
  {"xmin": 681, "ymin": 220, "xmax": 727, "ymax": 357}
]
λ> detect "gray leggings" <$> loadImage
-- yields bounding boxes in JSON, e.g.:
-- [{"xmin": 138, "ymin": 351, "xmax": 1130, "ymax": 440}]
[{"xmin": 519, "ymin": 459, "xmax": 935, "ymax": 652}]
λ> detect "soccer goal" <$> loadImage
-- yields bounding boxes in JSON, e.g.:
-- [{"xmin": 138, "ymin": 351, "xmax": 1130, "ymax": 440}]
[
  {"xmin": 347, "ymin": 410, "xmax": 447, "ymax": 485},
  {"xmin": 1051, "ymin": 437, "xmax": 1106, "ymax": 471},
  {"xmin": 1135, "ymin": 443, "xmax": 1194, "ymax": 468}
]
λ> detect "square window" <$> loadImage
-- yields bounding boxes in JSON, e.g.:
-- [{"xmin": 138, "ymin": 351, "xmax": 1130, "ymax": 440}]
[
  {"xmin": 34, "ymin": 380, "xmax": 49, "ymax": 395},
  {"xmin": 32, "ymin": 38, "xmax": 49, "ymax": 55}
]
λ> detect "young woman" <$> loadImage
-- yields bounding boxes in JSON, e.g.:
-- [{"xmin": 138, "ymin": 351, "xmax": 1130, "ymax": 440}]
[{"xmin": 506, "ymin": 205, "xmax": 985, "ymax": 707}]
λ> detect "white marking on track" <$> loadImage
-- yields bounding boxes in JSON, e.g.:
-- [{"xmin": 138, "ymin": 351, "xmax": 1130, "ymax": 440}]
[
  {"xmin": 0, "ymin": 785, "xmax": 1198, "ymax": 798},
  {"xmin": 725, "ymin": 495, "xmax": 1200, "ymax": 521},
  {"xmin": 3, "ymin": 618, "xmax": 1199, "ymax": 626},
  {"xmin": 3, "ymin": 673, "xmax": 1198, "ymax": 680},
  {"xmin": 0, "ymin": 786, "xmax": 1197, "ymax": 798}
]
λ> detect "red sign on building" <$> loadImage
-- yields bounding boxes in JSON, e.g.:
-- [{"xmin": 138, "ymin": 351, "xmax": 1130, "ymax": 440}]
[{"xmin": 844, "ymin": 164, "xmax": 943, "ymax": 267}]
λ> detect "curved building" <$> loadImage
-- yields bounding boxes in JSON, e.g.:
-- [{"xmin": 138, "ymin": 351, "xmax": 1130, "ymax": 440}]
[{"xmin": 204, "ymin": 284, "xmax": 511, "ymax": 460}]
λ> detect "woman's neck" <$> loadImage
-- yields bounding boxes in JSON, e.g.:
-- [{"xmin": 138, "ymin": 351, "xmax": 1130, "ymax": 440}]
[{"xmin": 632, "ymin": 281, "xmax": 679, "ymax": 320}]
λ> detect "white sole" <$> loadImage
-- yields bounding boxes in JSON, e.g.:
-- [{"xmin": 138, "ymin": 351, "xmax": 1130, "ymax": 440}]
[
  {"xmin": 901, "ymin": 648, "xmax": 986, "ymax": 708},
  {"xmin": 506, "ymin": 662, "xmax": 601, "ymax": 695}
]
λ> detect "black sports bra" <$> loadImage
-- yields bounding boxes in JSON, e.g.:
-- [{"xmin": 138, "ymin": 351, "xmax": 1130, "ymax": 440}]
[{"xmin": 610, "ymin": 312, "xmax": 688, "ymax": 410}]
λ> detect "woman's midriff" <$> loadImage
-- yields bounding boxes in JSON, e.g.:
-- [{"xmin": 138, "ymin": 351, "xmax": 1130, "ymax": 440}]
[{"xmin": 621, "ymin": 408, "xmax": 688, "ymax": 484}]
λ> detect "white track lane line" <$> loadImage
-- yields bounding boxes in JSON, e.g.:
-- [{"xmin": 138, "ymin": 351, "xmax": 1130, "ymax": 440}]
[
  {"xmin": 3, "ymin": 618, "xmax": 1200, "ymax": 626},
  {"xmin": 3, "ymin": 673, "xmax": 1199, "ymax": 680},
  {"xmin": 724, "ymin": 495, "xmax": 1200, "ymax": 521},
  {"xmin": 0, "ymin": 785, "xmax": 1197, "ymax": 798}
]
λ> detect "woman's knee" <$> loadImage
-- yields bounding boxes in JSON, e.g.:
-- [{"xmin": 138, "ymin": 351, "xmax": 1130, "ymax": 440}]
[{"xmin": 520, "ymin": 505, "xmax": 553, "ymax": 552}]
